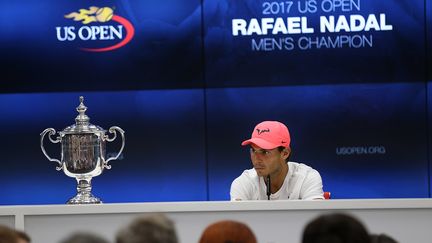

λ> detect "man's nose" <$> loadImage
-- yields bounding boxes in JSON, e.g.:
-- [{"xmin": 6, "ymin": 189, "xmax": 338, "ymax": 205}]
[
  {"xmin": 251, "ymin": 155, "xmax": 263, "ymax": 163},
  {"xmin": 252, "ymin": 152, "xmax": 265, "ymax": 160}
]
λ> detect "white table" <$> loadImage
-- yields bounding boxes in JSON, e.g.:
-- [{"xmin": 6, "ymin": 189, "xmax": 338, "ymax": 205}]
[{"xmin": 1, "ymin": 199, "xmax": 431, "ymax": 243}]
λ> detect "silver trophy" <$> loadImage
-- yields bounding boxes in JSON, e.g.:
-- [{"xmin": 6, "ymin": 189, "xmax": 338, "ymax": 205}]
[{"xmin": 40, "ymin": 96, "xmax": 125, "ymax": 204}]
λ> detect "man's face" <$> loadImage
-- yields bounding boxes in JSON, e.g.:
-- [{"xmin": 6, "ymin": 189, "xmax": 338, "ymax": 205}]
[{"xmin": 249, "ymin": 144, "xmax": 289, "ymax": 177}]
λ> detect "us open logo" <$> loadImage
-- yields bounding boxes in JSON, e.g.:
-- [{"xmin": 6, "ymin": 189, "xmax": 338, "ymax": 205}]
[{"xmin": 55, "ymin": 6, "xmax": 135, "ymax": 52}]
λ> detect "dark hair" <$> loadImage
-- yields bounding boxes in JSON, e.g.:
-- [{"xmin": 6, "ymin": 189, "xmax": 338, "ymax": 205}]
[
  {"xmin": 0, "ymin": 225, "xmax": 19, "ymax": 243},
  {"xmin": 302, "ymin": 213, "xmax": 371, "ymax": 243},
  {"xmin": 60, "ymin": 232, "xmax": 109, "ymax": 243},
  {"xmin": 370, "ymin": 234, "xmax": 398, "ymax": 243},
  {"xmin": 15, "ymin": 230, "xmax": 31, "ymax": 242},
  {"xmin": 199, "ymin": 220, "xmax": 257, "ymax": 243},
  {"xmin": 116, "ymin": 214, "xmax": 178, "ymax": 243}
]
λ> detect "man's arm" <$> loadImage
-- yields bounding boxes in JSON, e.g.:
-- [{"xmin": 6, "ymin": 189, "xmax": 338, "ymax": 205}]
[
  {"xmin": 301, "ymin": 169, "xmax": 325, "ymax": 200},
  {"xmin": 230, "ymin": 175, "xmax": 253, "ymax": 201}
]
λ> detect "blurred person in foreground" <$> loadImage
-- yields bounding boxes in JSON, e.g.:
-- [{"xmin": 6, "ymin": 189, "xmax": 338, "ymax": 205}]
[
  {"xmin": 116, "ymin": 214, "xmax": 178, "ymax": 243},
  {"xmin": 16, "ymin": 230, "xmax": 31, "ymax": 243},
  {"xmin": 199, "ymin": 220, "xmax": 257, "ymax": 243},
  {"xmin": 302, "ymin": 213, "xmax": 371, "ymax": 243},
  {"xmin": 0, "ymin": 225, "xmax": 20, "ymax": 243},
  {"xmin": 370, "ymin": 233, "xmax": 398, "ymax": 243},
  {"xmin": 60, "ymin": 232, "xmax": 109, "ymax": 243}
]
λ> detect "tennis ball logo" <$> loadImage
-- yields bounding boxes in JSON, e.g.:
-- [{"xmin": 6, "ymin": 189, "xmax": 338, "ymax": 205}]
[
  {"xmin": 95, "ymin": 7, "xmax": 113, "ymax": 22},
  {"xmin": 65, "ymin": 6, "xmax": 114, "ymax": 24}
]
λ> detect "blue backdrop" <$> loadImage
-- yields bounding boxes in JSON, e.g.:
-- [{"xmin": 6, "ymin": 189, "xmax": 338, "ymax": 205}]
[{"xmin": 0, "ymin": 0, "xmax": 431, "ymax": 204}]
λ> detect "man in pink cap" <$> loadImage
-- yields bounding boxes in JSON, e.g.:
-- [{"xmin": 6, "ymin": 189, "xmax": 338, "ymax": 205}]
[{"xmin": 230, "ymin": 121, "xmax": 324, "ymax": 200}]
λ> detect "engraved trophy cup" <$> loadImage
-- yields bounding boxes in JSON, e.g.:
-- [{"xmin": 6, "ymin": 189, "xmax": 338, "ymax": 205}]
[{"xmin": 40, "ymin": 96, "xmax": 125, "ymax": 204}]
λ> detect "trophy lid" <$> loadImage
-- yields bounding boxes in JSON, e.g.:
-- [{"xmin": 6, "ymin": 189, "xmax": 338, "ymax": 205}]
[{"xmin": 61, "ymin": 96, "xmax": 105, "ymax": 134}]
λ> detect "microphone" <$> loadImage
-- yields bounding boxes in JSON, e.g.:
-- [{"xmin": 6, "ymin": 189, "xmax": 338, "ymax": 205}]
[{"xmin": 265, "ymin": 175, "xmax": 271, "ymax": 200}]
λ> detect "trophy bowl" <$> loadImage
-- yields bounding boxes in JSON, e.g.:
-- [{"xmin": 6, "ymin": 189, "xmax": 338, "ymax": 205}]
[{"xmin": 40, "ymin": 96, "xmax": 125, "ymax": 204}]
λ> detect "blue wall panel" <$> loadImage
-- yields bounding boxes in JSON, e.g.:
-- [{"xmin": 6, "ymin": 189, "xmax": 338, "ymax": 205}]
[
  {"xmin": 428, "ymin": 0, "xmax": 432, "ymax": 198},
  {"xmin": 207, "ymin": 83, "xmax": 428, "ymax": 200},
  {"xmin": 0, "ymin": 91, "xmax": 207, "ymax": 205},
  {"xmin": 204, "ymin": 0, "xmax": 425, "ymax": 87},
  {"xmin": 0, "ymin": 0, "xmax": 203, "ymax": 92}
]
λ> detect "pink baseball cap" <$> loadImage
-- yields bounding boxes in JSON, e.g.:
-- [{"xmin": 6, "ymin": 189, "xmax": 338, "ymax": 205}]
[{"xmin": 241, "ymin": 121, "xmax": 291, "ymax": 149}]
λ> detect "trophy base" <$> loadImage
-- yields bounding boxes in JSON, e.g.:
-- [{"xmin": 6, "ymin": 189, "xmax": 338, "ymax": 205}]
[{"xmin": 67, "ymin": 192, "xmax": 102, "ymax": 204}]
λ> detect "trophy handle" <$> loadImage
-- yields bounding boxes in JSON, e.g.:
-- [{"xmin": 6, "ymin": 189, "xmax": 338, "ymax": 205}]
[
  {"xmin": 104, "ymin": 126, "xmax": 125, "ymax": 169},
  {"xmin": 40, "ymin": 128, "xmax": 63, "ymax": 171}
]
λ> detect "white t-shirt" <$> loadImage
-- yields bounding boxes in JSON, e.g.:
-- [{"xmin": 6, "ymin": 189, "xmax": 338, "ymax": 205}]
[{"xmin": 230, "ymin": 162, "xmax": 324, "ymax": 200}]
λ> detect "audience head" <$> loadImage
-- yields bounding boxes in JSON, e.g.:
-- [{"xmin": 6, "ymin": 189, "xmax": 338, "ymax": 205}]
[
  {"xmin": 0, "ymin": 225, "xmax": 20, "ymax": 243},
  {"xmin": 199, "ymin": 220, "xmax": 257, "ymax": 243},
  {"xmin": 370, "ymin": 233, "xmax": 398, "ymax": 243},
  {"xmin": 16, "ymin": 230, "xmax": 31, "ymax": 243},
  {"xmin": 302, "ymin": 213, "xmax": 371, "ymax": 243},
  {"xmin": 60, "ymin": 232, "xmax": 109, "ymax": 243},
  {"xmin": 116, "ymin": 213, "xmax": 178, "ymax": 243}
]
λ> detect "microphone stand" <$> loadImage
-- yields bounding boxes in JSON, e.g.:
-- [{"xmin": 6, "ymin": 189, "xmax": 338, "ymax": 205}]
[{"xmin": 266, "ymin": 175, "xmax": 271, "ymax": 200}]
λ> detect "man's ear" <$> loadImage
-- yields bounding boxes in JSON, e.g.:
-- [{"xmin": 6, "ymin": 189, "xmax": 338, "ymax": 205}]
[{"xmin": 282, "ymin": 147, "xmax": 291, "ymax": 160}]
